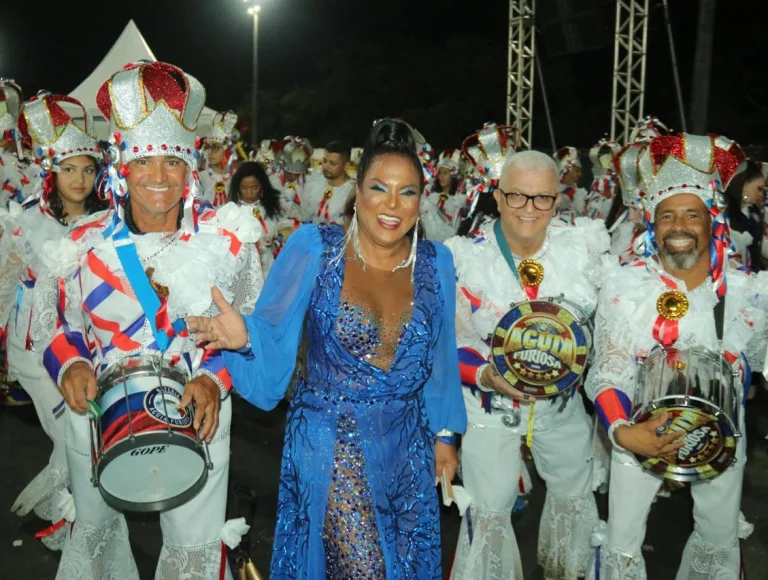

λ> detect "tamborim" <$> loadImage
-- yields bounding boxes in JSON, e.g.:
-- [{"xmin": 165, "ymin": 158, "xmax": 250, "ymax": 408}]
[
  {"xmin": 491, "ymin": 297, "xmax": 592, "ymax": 398},
  {"xmin": 89, "ymin": 356, "xmax": 211, "ymax": 512},
  {"xmin": 632, "ymin": 346, "xmax": 741, "ymax": 482}
]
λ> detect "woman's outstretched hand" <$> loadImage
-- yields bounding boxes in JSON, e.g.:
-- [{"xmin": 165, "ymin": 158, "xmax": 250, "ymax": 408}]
[{"xmin": 186, "ymin": 287, "xmax": 249, "ymax": 351}]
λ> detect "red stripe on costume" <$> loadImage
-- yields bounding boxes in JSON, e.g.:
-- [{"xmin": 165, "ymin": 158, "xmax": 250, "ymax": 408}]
[
  {"xmin": 86, "ymin": 252, "xmax": 126, "ymax": 294},
  {"xmin": 71, "ymin": 214, "xmax": 109, "ymax": 241},
  {"xmin": 49, "ymin": 334, "xmax": 86, "ymax": 365},
  {"xmin": 87, "ymin": 311, "xmax": 142, "ymax": 352},
  {"xmin": 595, "ymin": 388, "xmax": 631, "ymax": 428},
  {"xmin": 458, "ymin": 347, "xmax": 486, "ymax": 387},
  {"xmin": 219, "ymin": 229, "xmax": 243, "ymax": 256},
  {"xmin": 460, "ymin": 287, "xmax": 482, "ymax": 312}
]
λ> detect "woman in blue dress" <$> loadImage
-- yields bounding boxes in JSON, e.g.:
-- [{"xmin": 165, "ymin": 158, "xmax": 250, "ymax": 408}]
[{"xmin": 187, "ymin": 119, "xmax": 467, "ymax": 579}]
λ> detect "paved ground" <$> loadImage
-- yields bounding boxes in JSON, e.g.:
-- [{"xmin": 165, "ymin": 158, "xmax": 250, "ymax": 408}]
[{"xmin": 2, "ymin": 393, "xmax": 768, "ymax": 579}]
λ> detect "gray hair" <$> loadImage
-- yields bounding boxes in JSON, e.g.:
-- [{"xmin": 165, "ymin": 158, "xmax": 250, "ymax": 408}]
[{"xmin": 500, "ymin": 150, "xmax": 559, "ymax": 181}]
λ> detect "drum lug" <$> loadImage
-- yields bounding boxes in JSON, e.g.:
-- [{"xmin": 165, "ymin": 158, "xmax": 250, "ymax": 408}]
[{"xmin": 502, "ymin": 413, "xmax": 520, "ymax": 428}]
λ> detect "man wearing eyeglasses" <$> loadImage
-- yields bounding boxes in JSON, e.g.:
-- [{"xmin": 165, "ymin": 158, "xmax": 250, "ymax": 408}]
[{"xmin": 446, "ymin": 150, "xmax": 610, "ymax": 580}]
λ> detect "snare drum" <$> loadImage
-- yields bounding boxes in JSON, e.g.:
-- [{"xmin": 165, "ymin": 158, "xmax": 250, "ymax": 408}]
[
  {"xmin": 632, "ymin": 347, "xmax": 741, "ymax": 482},
  {"xmin": 491, "ymin": 296, "xmax": 593, "ymax": 399},
  {"xmin": 90, "ymin": 357, "xmax": 211, "ymax": 512}
]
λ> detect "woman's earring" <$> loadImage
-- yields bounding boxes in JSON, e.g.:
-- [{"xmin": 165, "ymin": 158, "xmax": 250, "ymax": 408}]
[
  {"xmin": 392, "ymin": 217, "xmax": 419, "ymax": 281},
  {"xmin": 334, "ymin": 202, "xmax": 366, "ymax": 269}
]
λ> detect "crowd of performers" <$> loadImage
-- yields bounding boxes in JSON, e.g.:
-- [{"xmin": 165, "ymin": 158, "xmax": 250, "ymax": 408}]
[{"xmin": 1, "ymin": 60, "xmax": 767, "ymax": 580}]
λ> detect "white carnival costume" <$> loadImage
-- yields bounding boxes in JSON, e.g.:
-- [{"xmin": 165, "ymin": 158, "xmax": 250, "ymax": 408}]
[
  {"xmin": 459, "ymin": 123, "xmax": 521, "ymax": 233},
  {"xmin": 302, "ymin": 162, "xmax": 355, "ymax": 226},
  {"xmin": 586, "ymin": 133, "xmax": 766, "ymax": 580},
  {"xmin": 0, "ymin": 94, "xmax": 103, "ymax": 548},
  {"xmin": 40, "ymin": 62, "xmax": 263, "ymax": 580},
  {"xmin": 553, "ymin": 146, "xmax": 588, "ymax": 220},
  {"xmin": 200, "ymin": 110, "xmax": 241, "ymax": 207},
  {"xmin": 446, "ymin": 210, "xmax": 609, "ymax": 579},
  {"xmin": 0, "ymin": 79, "xmax": 31, "ymax": 207},
  {"xmin": 420, "ymin": 149, "xmax": 467, "ymax": 242},
  {"xmin": 251, "ymin": 138, "xmax": 280, "ymax": 176},
  {"xmin": 269, "ymin": 135, "xmax": 311, "ymax": 219},
  {"xmin": 584, "ymin": 138, "xmax": 620, "ymax": 221},
  {"xmin": 608, "ymin": 118, "xmax": 670, "ymax": 264},
  {"xmin": 241, "ymin": 200, "xmax": 299, "ymax": 275}
]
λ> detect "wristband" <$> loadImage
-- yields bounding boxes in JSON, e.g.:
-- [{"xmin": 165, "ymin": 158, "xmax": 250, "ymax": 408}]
[{"xmin": 436, "ymin": 429, "xmax": 456, "ymax": 446}]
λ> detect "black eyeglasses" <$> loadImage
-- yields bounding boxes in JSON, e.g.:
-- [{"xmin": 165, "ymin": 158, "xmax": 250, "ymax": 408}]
[{"xmin": 499, "ymin": 189, "xmax": 558, "ymax": 211}]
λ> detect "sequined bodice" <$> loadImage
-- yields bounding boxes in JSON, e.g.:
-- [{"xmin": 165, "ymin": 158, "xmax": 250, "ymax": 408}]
[
  {"xmin": 335, "ymin": 301, "xmax": 409, "ymax": 372},
  {"xmin": 301, "ymin": 226, "xmax": 439, "ymax": 401}
]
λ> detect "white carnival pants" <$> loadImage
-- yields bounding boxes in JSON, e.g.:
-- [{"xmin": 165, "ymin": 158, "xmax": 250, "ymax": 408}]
[
  {"xmin": 56, "ymin": 396, "xmax": 234, "ymax": 580},
  {"xmin": 451, "ymin": 392, "xmax": 598, "ymax": 580},
  {"xmin": 587, "ymin": 444, "xmax": 746, "ymax": 580},
  {"xmin": 10, "ymin": 366, "xmax": 70, "ymax": 524}
]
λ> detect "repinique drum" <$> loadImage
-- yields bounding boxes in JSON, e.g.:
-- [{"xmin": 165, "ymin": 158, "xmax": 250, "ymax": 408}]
[
  {"xmin": 89, "ymin": 356, "xmax": 211, "ymax": 512},
  {"xmin": 491, "ymin": 296, "xmax": 593, "ymax": 399},
  {"xmin": 632, "ymin": 346, "xmax": 741, "ymax": 482}
]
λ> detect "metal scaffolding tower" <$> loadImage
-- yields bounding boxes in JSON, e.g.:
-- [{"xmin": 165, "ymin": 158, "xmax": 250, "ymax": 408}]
[
  {"xmin": 610, "ymin": 0, "xmax": 650, "ymax": 143},
  {"xmin": 506, "ymin": 0, "xmax": 537, "ymax": 149}
]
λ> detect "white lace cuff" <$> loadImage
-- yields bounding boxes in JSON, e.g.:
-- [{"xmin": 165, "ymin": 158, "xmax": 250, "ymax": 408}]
[
  {"xmin": 607, "ymin": 419, "xmax": 632, "ymax": 452},
  {"xmin": 475, "ymin": 363, "xmax": 494, "ymax": 392},
  {"xmin": 196, "ymin": 368, "xmax": 230, "ymax": 399},
  {"xmin": 57, "ymin": 357, "xmax": 92, "ymax": 386}
]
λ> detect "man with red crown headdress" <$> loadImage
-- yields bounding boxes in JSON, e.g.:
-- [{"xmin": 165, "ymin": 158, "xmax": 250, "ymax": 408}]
[
  {"xmin": 200, "ymin": 110, "xmax": 242, "ymax": 207},
  {"xmin": 39, "ymin": 62, "xmax": 263, "ymax": 579},
  {"xmin": 586, "ymin": 133, "xmax": 767, "ymax": 579}
]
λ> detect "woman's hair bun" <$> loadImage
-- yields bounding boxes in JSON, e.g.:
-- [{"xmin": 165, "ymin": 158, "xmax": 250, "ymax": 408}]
[{"xmin": 365, "ymin": 118, "xmax": 418, "ymax": 156}]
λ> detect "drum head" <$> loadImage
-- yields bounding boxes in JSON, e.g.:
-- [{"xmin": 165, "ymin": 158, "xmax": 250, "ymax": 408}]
[
  {"xmin": 491, "ymin": 300, "xmax": 589, "ymax": 397},
  {"xmin": 97, "ymin": 432, "xmax": 208, "ymax": 513},
  {"xmin": 633, "ymin": 405, "xmax": 737, "ymax": 482}
]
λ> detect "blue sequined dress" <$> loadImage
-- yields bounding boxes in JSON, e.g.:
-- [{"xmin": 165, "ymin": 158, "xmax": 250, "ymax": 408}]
[{"xmin": 223, "ymin": 224, "xmax": 466, "ymax": 579}]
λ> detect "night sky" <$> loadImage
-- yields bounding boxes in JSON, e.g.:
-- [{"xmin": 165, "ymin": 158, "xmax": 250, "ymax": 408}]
[{"xmin": 2, "ymin": 0, "xmax": 767, "ymax": 151}]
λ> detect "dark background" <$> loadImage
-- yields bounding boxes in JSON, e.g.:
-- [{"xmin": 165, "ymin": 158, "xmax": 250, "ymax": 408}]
[{"xmin": 1, "ymin": 0, "xmax": 766, "ymax": 150}]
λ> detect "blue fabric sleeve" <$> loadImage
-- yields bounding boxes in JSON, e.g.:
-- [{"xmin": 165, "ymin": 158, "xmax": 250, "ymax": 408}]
[
  {"xmin": 223, "ymin": 224, "xmax": 322, "ymax": 410},
  {"xmin": 423, "ymin": 242, "xmax": 467, "ymax": 435}
]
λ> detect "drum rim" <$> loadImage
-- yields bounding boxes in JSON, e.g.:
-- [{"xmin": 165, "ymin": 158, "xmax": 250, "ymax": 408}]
[
  {"xmin": 98, "ymin": 362, "xmax": 190, "ymax": 394},
  {"xmin": 492, "ymin": 298, "xmax": 590, "ymax": 398},
  {"xmin": 632, "ymin": 396, "xmax": 738, "ymax": 482},
  {"xmin": 96, "ymin": 431, "xmax": 208, "ymax": 513}
]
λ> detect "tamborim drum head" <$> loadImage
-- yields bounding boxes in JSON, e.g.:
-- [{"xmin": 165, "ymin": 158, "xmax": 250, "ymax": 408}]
[
  {"xmin": 491, "ymin": 300, "xmax": 589, "ymax": 397},
  {"xmin": 633, "ymin": 406, "xmax": 737, "ymax": 482}
]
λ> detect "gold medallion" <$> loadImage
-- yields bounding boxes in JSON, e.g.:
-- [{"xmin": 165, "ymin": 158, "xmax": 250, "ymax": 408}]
[
  {"xmin": 517, "ymin": 259, "xmax": 544, "ymax": 287},
  {"xmin": 656, "ymin": 290, "xmax": 689, "ymax": 321},
  {"xmin": 324, "ymin": 189, "xmax": 333, "ymax": 199},
  {"xmin": 252, "ymin": 207, "xmax": 262, "ymax": 219},
  {"xmin": 145, "ymin": 267, "xmax": 170, "ymax": 299},
  {"xmin": 214, "ymin": 181, "xmax": 226, "ymax": 194}
]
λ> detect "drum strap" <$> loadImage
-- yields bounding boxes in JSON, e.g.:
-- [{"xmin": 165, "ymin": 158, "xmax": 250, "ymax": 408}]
[{"xmin": 113, "ymin": 227, "xmax": 186, "ymax": 353}]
